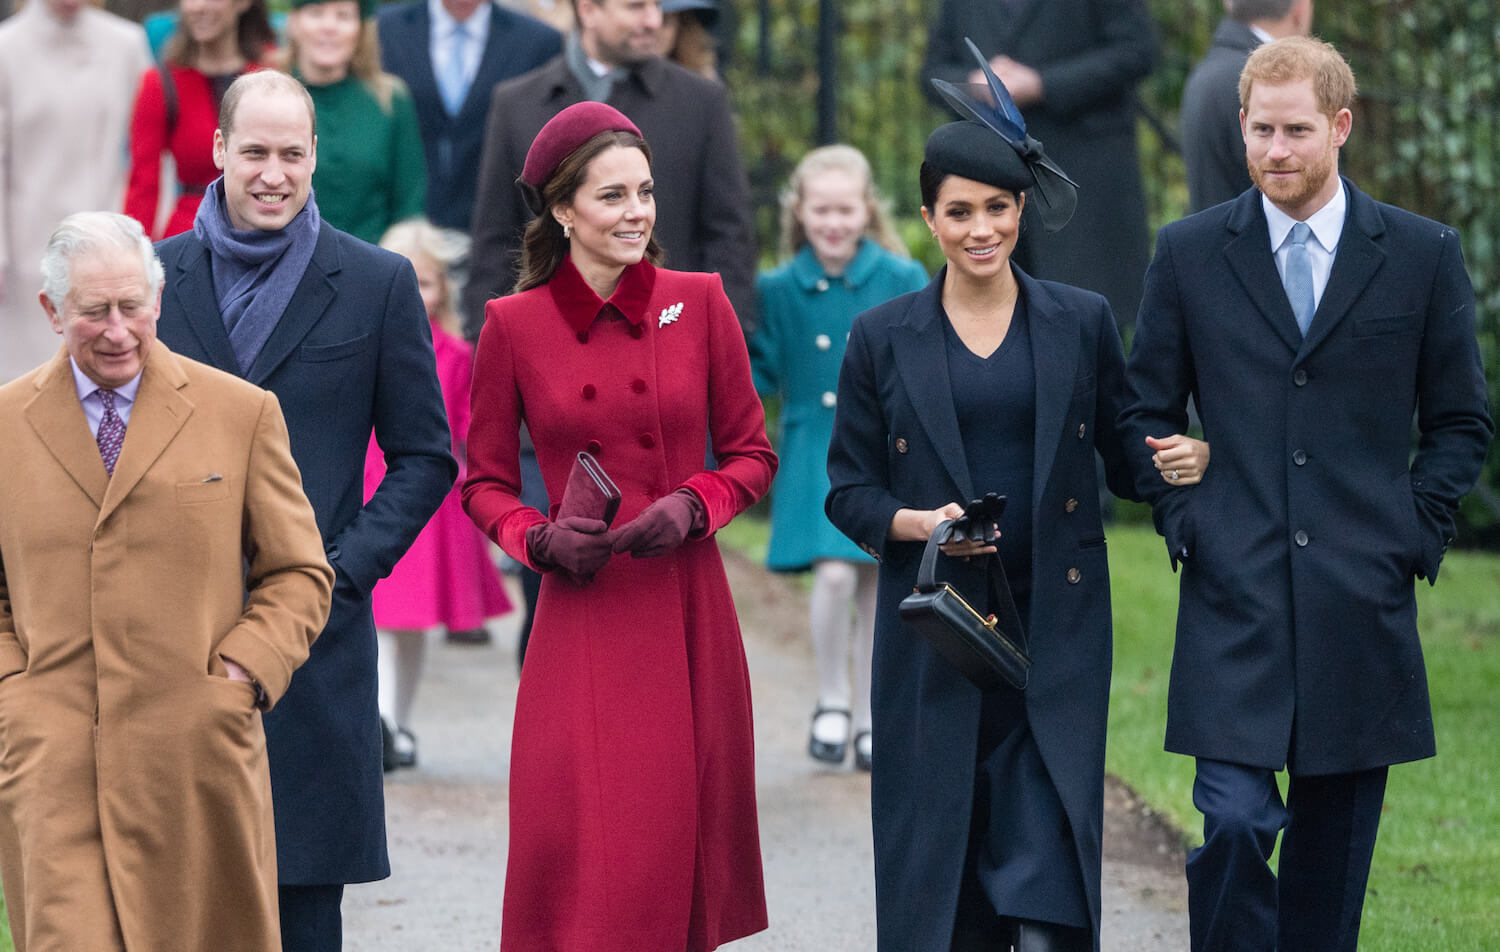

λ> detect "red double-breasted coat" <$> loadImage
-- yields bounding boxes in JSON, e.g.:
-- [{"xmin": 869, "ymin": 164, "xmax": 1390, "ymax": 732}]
[{"xmin": 464, "ymin": 258, "xmax": 775, "ymax": 951}]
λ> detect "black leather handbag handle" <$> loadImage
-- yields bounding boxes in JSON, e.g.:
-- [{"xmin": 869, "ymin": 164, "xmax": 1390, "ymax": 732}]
[{"xmin": 915, "ymin": 519, "xmax": 1028, "ymax": 650}]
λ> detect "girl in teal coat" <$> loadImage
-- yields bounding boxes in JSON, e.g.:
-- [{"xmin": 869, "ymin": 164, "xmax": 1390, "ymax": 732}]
[{"xmin": 750, "ymin": 145, "xmax": 927, "ymax": 770}]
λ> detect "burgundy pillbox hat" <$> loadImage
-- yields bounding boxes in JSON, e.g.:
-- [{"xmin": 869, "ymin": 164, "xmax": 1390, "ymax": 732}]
[{"xmin": 520, "ymin": 102, "xmax": 644, "ymax": 193}]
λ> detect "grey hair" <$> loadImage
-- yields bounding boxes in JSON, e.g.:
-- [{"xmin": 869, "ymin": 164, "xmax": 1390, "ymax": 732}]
[
  {"xmin": 1228, "ymin": 0, "xmax": 1297, "ymax": 22},
  {"xmin": 39, "ymin": 212, "xmax": 164, "ymax": 307}
]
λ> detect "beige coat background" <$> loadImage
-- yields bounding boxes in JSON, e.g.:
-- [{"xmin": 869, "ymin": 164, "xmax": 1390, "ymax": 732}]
[
  {"xmin": 0, "ymin": 342, "xmax": 334, "ymax": 952},
  {"xmin": 0, "ymin": 2, "xmax": 149, "ymax": 382}
]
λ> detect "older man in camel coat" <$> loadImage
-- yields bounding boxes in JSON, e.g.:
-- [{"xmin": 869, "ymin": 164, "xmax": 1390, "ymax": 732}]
[{"xmin": 0, "ymin": 212, "xmax": 333, "ymax": 951}]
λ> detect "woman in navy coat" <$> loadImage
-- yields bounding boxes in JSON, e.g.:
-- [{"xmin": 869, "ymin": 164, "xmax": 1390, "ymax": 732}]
[{"xmin": 826, "ymin": 117, "xmax": 1207, "ymax": 951}]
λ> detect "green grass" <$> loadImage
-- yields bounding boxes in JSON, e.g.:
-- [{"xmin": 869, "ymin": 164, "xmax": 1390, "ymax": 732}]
[{"xmin": 1106, "ymin": 525, "xmax": 1500, "ymax": 950}]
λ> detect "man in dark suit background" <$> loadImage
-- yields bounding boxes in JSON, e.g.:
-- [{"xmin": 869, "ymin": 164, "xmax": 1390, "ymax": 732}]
[
  {"xmin": 377, "ymin": 0, "xmax": 561, "ymax": 233},
  {"xmin": 463, "ymin": 0, "xmax": 756, "ymax": 336},
  {"xmin": 1123, "ymin": 38, "xmax": 1491, "ymax": 952},
  {"xmin": 154, "ymin": 70, "xmax": 455, "ymax": 952},
  {"xmin": 1180, "ymin": 0, "xmax": 1312, "ymax": 213},
  {"xmin": 922, "ymin": 0, "xmax": 1158, "ymax": 328}
]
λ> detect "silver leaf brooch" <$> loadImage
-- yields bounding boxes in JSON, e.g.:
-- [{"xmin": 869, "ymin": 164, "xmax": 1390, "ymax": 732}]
[{"xmin": 657, "ymin": 302, "xmax": 684, "ymax": 328}]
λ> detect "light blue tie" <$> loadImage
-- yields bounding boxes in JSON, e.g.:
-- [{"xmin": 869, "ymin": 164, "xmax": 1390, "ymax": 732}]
[
  {"xmin": 439, "ymin": 23, "xmax": 469, "ymax": 116},
  {"xmin": 1284, "ymin": 222, "xmax": 1316, "ymax": 335}
]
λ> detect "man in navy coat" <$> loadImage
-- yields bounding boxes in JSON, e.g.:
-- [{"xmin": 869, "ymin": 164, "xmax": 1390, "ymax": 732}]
[
  {"xmin": 377, "ymin": 0, "xmax": 561, "ymax": 233},
  {"xmin": 1123, "ymin": 38, "xmax": 1492, "ymax": 952},
  {"xmin": 154, "ymin": 71, "xmax": 455, "ymax": 951}
]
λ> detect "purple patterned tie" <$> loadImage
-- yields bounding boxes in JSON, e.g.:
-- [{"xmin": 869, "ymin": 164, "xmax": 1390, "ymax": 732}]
[{"xmin": 96, "ymin": 389, "xmax": 126, "ymax": 476}]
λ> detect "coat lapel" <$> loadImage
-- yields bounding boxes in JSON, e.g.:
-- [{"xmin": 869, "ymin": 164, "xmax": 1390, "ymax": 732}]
[
  {"xmin": 171, "ymin": 239, "xmax": 241, "ymax": 372},
  {"xmin": 244, "ymin": 227, "xmax": 340, "ymax": 386},
  {"xmin": 401, "ymin": 6, "xmax": 441, "ymax": 116},
  {"xmin": 1223, "ymin": 192, "xmax": 1304, "ymax": 354},
  {"xmin": 24, "ymin": 349, "xmax": 109, "ymax": 509},
  {"xmin": 465, "ymin": 8, "xmax": 511, "ymax": 118},
  {"xmin": 97, "ymin": 344, "xmax": 193, "ymax": 526},
  {"xmin": 1023, "ymin": 271, "xmax": 1080, "ymax": 521},
  {"xmin": 1299, "ymin": 181, "xmax": 1386, "ymax": 357},
  {"xmin": 890, "ymin": 274, "xmax": 974, "ymax": 502}
]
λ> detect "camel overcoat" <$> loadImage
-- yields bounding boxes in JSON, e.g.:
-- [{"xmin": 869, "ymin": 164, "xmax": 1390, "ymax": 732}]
[{"xmin": 0, "ymin": 343, "xmax": 334, "ymax": 951}]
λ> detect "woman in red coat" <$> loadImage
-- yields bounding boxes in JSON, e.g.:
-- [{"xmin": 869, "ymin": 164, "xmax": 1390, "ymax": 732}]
[
  {"xmin": 125, "ymin": 0, "xmax": 271, "ymax": 239},
  {"xmin": 463, "ymin": 102, "xmax": 775, "ymax": 951}
]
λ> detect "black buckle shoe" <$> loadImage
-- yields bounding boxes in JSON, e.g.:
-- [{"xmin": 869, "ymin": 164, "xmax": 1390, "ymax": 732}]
[{"xmin": 808, "ymin": 706, "xmax": 850, "ymax": 764}]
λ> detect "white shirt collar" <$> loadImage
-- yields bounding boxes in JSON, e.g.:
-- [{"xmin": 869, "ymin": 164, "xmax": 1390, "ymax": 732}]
[
  {"xmin": 1262, "ymin": 179, "xmax": 1348, "ymax": 255},
  {"xmin": 70, "ymin": 358, "xmax": 143, "ymax": 406},
  {"xmin": 428, "ymin": 0, "xmax": 491, "ymax": 42},
  {"xmin": 1249, "ymin": 24, "xmax": 1277, "ymax": 45}
]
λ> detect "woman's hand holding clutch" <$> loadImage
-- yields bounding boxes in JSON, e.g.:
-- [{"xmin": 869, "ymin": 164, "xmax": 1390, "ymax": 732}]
[
  {"xmin": 526, "ymin": 517, "xmax": 615, "ymax": 584},
  {"xmin": 611, "ymin": 490, "xmax": 705, "ymax": 559},
  {"xmin": 1146, "ymin": 434, "xmax": 1210, "ymax": 486}
]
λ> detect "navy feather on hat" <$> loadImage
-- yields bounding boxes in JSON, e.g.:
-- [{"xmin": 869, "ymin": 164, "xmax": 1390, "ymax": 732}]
[{"xmin": 927, "ymin": 38, "xmax": 1078, "ymax": 233}]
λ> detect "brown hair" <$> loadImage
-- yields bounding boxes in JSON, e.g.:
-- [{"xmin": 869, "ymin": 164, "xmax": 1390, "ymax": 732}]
[
  {"xmin": 664, "ymin": 12, "xmax": 718, "ymax": 80},
  {"xmin": 219, "ymin": 69, "xmax": 318, "ymax": 139},
  {"xmin": 1238, "ymin": 36, "xmax": 1357, "ymax": 118},
  {"xmin": 163, "ymin": 0, "xmax": 276, "ymax": 69},
  {"xmin": 779, "ymin": 144, "xmax": 908, "ymax": 261},
  {"xmin": 513, "ymin": 130, "xmax": 666, "ymax": 294}
]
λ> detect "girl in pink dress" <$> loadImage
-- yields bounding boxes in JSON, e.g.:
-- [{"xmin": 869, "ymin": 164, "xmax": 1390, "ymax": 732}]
[{"xmin": 365, "ymin": 220, "xmax": 512, "ymax": 769}]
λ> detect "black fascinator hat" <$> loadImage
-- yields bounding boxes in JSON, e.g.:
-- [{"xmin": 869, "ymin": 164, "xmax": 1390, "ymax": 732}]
[{"xmin": 927, "ymin": 38, "xmax": 1078, "ymax": 233}]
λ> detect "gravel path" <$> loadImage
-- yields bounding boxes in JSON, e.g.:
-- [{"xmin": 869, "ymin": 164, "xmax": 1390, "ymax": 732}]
[{"xmin": 343, "ymin": 551, "xmax": 1189, "ymax": 950}]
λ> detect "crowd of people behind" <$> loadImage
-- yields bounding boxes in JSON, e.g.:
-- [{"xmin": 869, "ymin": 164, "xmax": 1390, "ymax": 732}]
[{"xmin": 0, "ymin": 1, "xmax": 1492, "ymax": 952}]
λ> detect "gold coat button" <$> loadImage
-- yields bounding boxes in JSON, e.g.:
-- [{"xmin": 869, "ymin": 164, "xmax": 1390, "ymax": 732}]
[
  {"xmin": 1064, "ymin": 498, "xmax": 1078, "ymax": 513},
  {"xmin": 1067, "ymin": 567, "xmax": 1082, "ymax": 584},
  {"xmin": 894, "ymin": 437, "xmax": 909, "ymax": 454}
]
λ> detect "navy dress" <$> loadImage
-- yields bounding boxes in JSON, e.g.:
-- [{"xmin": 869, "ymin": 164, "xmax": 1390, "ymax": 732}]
[{"xmin": 943, "ymin": 296, "xmax": 1089, "ymax": 933}]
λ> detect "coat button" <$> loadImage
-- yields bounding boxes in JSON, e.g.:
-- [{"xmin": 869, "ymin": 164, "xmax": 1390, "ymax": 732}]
[
  {"xmin": 821, "ymin": 391, "xmax": 837, "ymax": 408},
  {"xmin": 1292, "ymin": 449, "xmax": 1307, "ymax": 465},
  {"xmin": 816, "ymin": 278, "xmax": 830, "ymax": 292},
  {"xmin": 894, "ymin": 437, "xmax": 909, "ymax": 454},
  {"xmin": 631, "ymin": 379, "xmax": 647, "ymax": 394},
  {"xmin": 815, "ymin": 334, "xmax": 831, "ymax": 350},
  {"xmin": 638, "ymin": 433, "xmax": 656, "ymax": 449},
  {"xmin": 1064, "ymin": 498, "xmax": 1079, "ymax": 513},
  {"xmin": 581, "ymin": 384, "xmax": 596, "ymax": 400},
  {"xmin": 1077, "ymin": 423, "xmax": 1086, "ymax": 439},
  {"xmin": 1067, "ymin": 567, "xmax": 1082, "ymax": 584},
  {"xmin": 1293, "ymin": 369, "xmax": 1308, "ymax": 386},
  {"xmin": 630, "ymin": 325, "xmax": 644, "ymax": 339},
  {"xmin": 586, "ymin": 440, "xmax": 602, "ymax": 455},
  {"xmin": 576, "ymin": 330, "xmax": 590, "ymax": 344},
  {"xmin": 1295, "ymin": 530, "xmax": 1309, "ymax": 547}
]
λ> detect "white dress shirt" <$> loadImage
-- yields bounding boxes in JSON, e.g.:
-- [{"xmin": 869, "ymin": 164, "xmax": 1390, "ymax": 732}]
[
  {"xmin": 428, "ymin": 0, "xmax": 492, "ymax": 94},
  {"xmin": 1263, "ymin": 180, "xmax": 1347, "ymax": 313}
]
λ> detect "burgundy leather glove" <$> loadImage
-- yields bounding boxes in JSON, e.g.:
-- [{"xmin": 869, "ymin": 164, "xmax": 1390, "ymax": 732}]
[
  {"xmin": 525, "ymin": 517, "xmax": 614, "ymax": 584},
  {"xmin": 610, "ymin": 490, "xmax": 704, "ymax": 558}
]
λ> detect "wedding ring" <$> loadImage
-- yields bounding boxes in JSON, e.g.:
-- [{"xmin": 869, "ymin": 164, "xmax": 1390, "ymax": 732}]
[{"xmin": 1168, "ymin": 470, "xmax": 1180, "ymax": 481}]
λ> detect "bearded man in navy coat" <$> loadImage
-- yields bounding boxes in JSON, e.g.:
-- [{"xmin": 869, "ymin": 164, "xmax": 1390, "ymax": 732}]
[
  {"xmin": 1123, "ymin": 38, "xmax": 1492, "ymax": 952},
  {"xmin": 154, "ymin": 71, "xmax": 455, "ymax": 952}
]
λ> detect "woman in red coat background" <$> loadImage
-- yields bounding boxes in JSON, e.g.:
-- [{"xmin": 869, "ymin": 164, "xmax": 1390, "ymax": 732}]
[
  {"xmin": 463, "ymin": 102, "xmax": 776, "ymax": 951},
  {"xmin": 125, "ymin": 0, "xmax": 271, "ymax": 239}
]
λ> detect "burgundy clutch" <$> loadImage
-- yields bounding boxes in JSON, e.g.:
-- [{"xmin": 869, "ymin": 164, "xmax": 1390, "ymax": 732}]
[{"xmin": 556, "ymin": 451, "xmax": 622, "ymax": 527}]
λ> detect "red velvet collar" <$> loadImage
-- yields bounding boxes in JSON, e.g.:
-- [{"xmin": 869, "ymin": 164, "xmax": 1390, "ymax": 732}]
[{"xmin": 548, "ymin": 256, "xmax": 657, "ymax": 335}]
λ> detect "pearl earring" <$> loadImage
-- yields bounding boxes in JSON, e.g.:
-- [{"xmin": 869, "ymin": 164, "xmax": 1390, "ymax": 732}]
[{"xmin": 563, "ymin": 223, "xmax": 572, "ymax": 240}]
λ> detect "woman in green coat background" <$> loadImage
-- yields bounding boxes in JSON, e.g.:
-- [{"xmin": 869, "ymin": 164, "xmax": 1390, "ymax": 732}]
[
  {"xmin": 283, "ymin": 0, "xmax": 425, "ymax": 244},
  {"xmin": 749, "ymin": 145, "xmax": 927, "ymax": 772}
]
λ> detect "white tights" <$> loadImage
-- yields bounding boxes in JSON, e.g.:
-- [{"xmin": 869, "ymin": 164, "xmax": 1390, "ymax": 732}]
[
  {"xmin": 809, "ymin": 559, "xmax": 878, "ymax": 733},
  {"xmin": 377, "ymin": 629, "xmax": 426, "ymax": 730}
]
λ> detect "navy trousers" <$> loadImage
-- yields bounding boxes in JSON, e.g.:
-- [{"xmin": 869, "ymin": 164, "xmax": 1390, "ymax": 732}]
[
  {"xmin": 279, "ymin": 883, "xmax": 345, "ymax": 952},
  {"xmin": 1186, "ymin": 758, "xmax": 1388, "ymax": 952}
]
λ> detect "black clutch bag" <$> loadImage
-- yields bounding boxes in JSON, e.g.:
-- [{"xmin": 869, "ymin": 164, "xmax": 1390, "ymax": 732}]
[{"xmin": 898, "ymin": 518, "xmax": 1030, "ymax": 691}]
